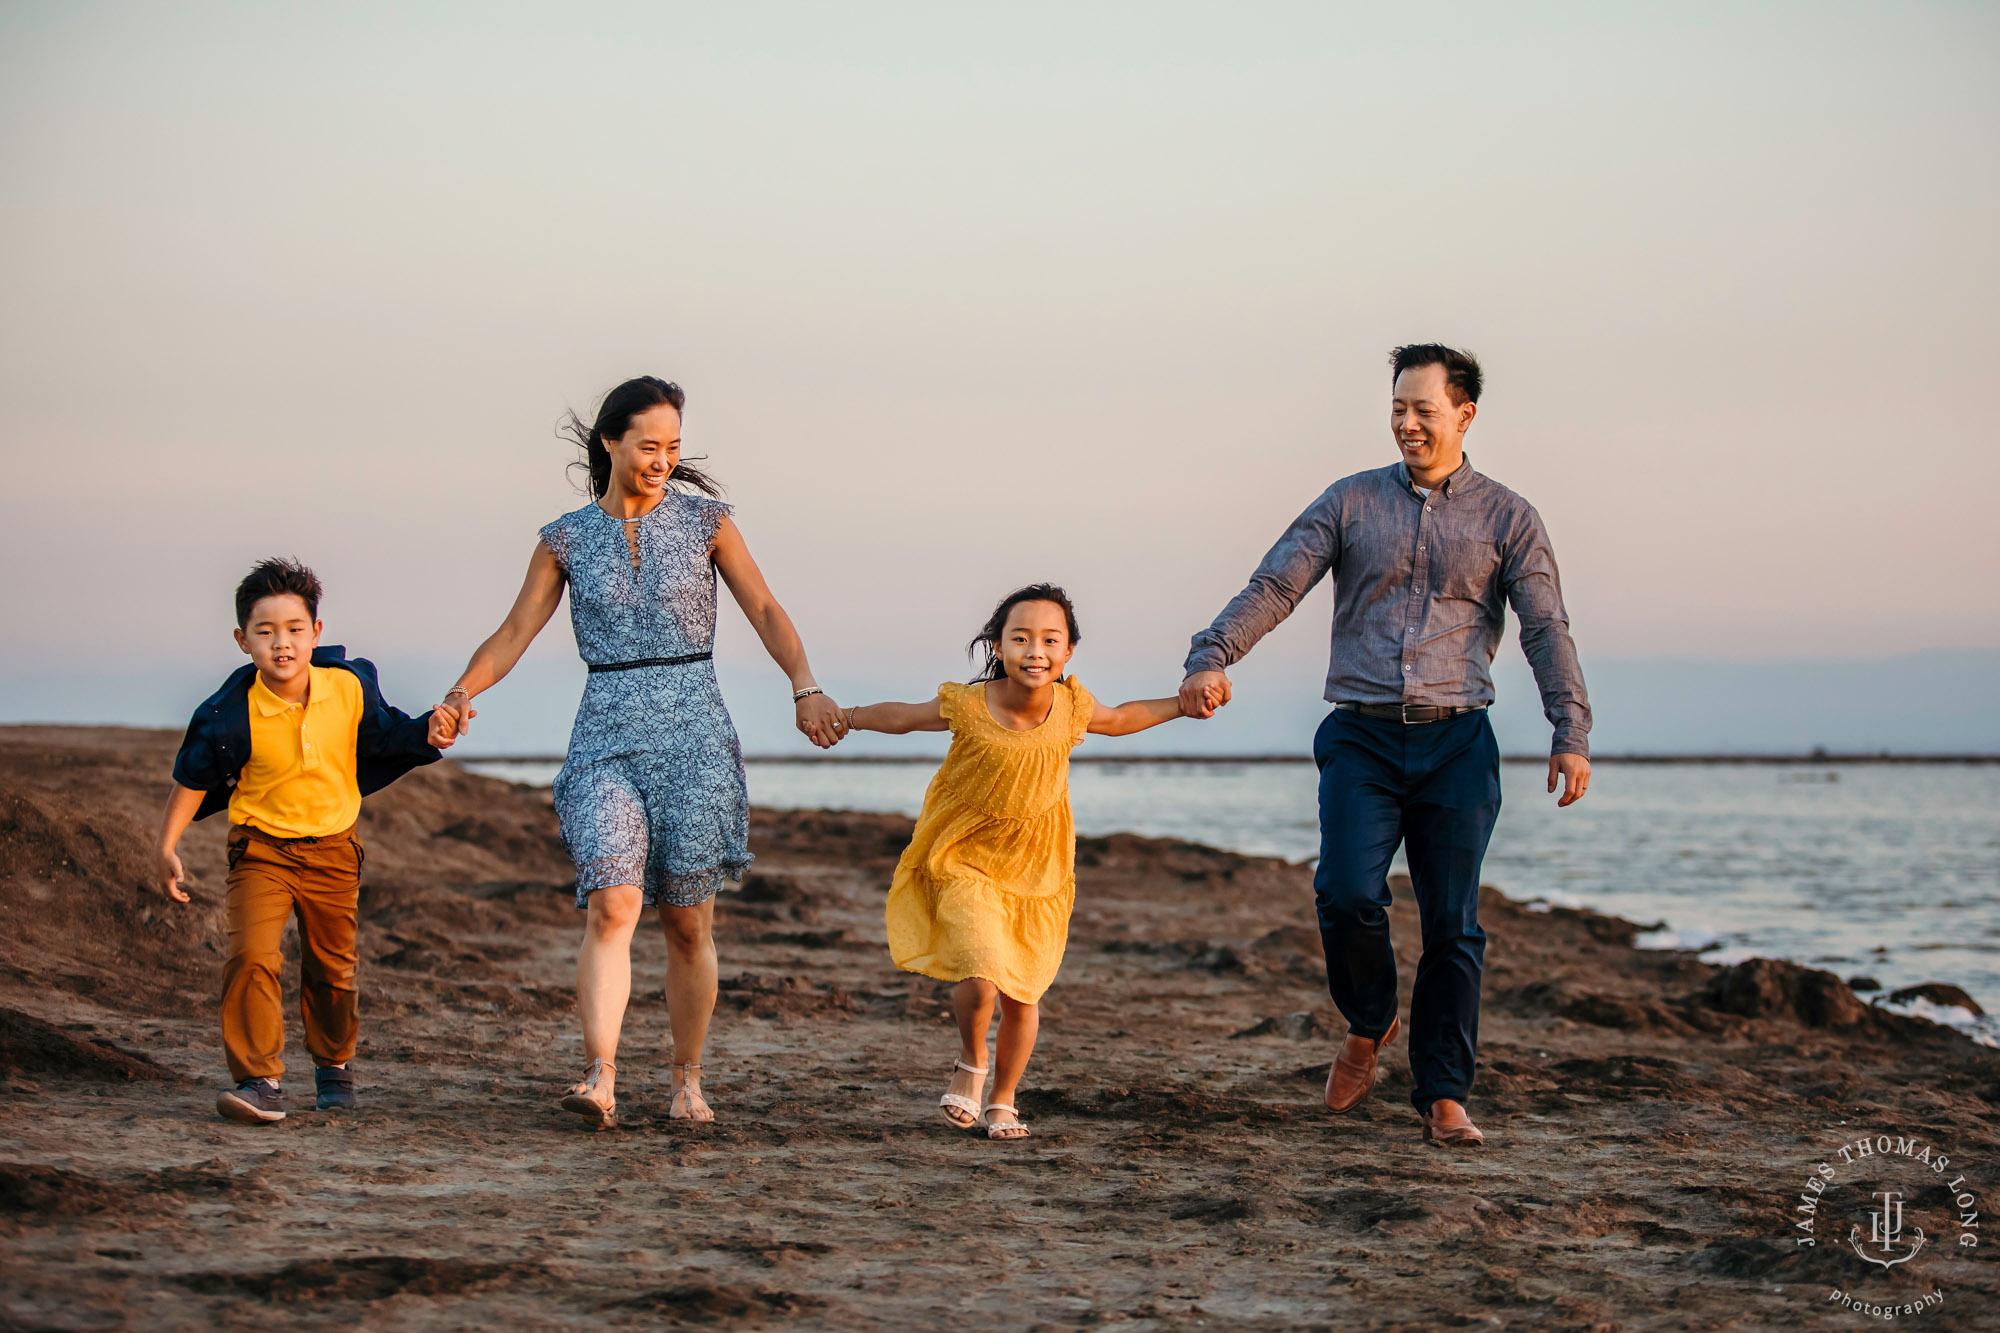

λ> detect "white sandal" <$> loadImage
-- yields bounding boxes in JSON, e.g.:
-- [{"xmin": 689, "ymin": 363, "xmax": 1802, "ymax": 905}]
[
  {"xmin": 559, "ymin": 1057, "xmax": 616, "ymax": 1127},
  {"xmin": 982, "ymin": 1102, "xmax": 1029, "ymax": 1140},
  {"xmin": 939, "ymin": 1059, "xmax": 987, "ymax": 1129}
]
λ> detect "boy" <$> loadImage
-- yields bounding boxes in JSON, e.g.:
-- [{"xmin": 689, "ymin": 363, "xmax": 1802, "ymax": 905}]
[{"xmin": 156, "ymin": 558, "xmax": 440, "ymax": 1124}]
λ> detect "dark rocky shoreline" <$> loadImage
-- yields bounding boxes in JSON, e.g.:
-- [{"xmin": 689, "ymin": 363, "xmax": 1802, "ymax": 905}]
[{"xmin": 3, "ymin": 724, "xmax": 1997, "ymax": 1329}]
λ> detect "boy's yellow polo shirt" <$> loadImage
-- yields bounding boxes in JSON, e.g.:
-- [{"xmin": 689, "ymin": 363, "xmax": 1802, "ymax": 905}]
[{"xmin": 229, "ymin": 666, "xmax": 365, "ymax": 838}]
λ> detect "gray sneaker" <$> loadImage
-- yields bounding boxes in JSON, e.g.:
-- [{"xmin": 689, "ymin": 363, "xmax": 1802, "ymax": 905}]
[
  {"xmin": 216, "ymin": 1077, "xmax": 287, "ymax": 1124},
  {"xmin": 314, "ymin": 1064, "xmax": 356, "ymax": 1112}
]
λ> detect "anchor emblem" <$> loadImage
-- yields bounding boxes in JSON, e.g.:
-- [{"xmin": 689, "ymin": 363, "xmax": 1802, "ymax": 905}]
[{"xmin": 1849, "ymin": 1190, "xmax": 1926, "ymax": 1269}]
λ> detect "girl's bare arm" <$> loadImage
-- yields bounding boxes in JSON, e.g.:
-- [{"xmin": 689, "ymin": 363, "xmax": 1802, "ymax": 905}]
[
  {"xmin": 846, "ymin": 698, "xmax": 948, "ymax": 734},
  {"xmin": 1087, "ymin": 696, "xmax": 1186, "ymax": 737}
]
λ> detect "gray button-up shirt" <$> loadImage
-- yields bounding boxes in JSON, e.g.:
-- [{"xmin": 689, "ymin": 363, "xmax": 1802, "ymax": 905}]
[{"xmin": 1184, "ymin": 456, "xmax": 1591, "ymax": 757}]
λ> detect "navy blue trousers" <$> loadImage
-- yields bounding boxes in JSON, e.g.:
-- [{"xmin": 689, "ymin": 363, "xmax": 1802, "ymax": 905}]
[{"xmin": 1311, "ymin": 708, "xmax": 1501, "ymax": 1110}]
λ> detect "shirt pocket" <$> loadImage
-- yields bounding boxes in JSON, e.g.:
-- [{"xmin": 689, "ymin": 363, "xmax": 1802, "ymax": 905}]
[{"xmin": 1436, "ymin": 530, "xmax": 1502, "ymax": 601}]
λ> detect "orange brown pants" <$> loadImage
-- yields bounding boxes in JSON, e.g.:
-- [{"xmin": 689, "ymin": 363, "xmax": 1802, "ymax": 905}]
[{"xmin": 222, "ymin": 824, "xmax": 363, "ymax": 1082}]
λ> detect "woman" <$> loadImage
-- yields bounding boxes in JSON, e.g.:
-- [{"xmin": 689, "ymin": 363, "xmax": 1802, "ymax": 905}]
[{"xmin": 430, "ymin": 376, "xmax": 845, "ymax": 1125}]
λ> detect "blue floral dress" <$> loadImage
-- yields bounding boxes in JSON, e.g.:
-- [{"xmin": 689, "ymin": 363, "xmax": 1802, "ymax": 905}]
[{"xmin": 538, "ymin": 494, "xmax": 753, "ymax": 909}]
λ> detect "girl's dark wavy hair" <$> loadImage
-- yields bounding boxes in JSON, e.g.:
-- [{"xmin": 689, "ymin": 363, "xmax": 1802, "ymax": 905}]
[
  {"xmin": 561, "ymin": 376, "xmax": 724, "ymax": 500},
  {"xmin": 967, "ymin": 583, "xmax": 1082, "ymax": 684}
]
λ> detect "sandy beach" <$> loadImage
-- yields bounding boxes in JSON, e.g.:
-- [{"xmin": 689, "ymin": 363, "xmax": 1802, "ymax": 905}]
[{"xmin": 2, "ymin": 723, "xmax": 1996, "ymax": 1330}]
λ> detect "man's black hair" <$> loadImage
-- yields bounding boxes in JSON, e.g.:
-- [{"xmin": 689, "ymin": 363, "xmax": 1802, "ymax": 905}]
[
  {"xmin": 235, "ymin": 557, "xmax": 323, "ymax": 628},
  {"xmin": 1390, "ymin": 343, "xmax": 1482, "ymax": 405}
]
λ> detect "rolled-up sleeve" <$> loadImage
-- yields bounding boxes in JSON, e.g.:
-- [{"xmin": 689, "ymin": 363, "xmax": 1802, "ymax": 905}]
[
  {"xmin": 1501, "ymin": 506, "xmax": 1591, "ymax": 757},
  {"xmin": 1184, "ymin": 490, "xmax": 1340, "ymax": 678}
]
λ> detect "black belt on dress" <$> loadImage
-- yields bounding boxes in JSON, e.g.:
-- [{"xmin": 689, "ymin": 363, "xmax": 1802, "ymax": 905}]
[
  {"xmin": 1336, "ymin": 702, "xmax": 1487, "ymax": 725},
  {"xmin": 587, "ymin": 652, "xmax": 713, "ymax": 674}
]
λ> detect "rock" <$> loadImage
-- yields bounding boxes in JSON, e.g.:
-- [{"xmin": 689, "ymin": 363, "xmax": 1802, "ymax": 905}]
[
  {"xmin": 1230, "ymin": 1011, "xmax": 1326, "ymax": 1041},
  {"xmin": 1698, "ymin": 959, "xmax": 1868, "ymax": 1028},
  {"xmin": 1185, "ymin": 946, "xmax": 1245, "ymax": 974},
  {"xmin": 1847, "ymin": 975, "xmax": 1881, "ymax": 992},
  {"xmin": 1883, "ymin": 983, "xmax": 1984, "ymax": 1016}
]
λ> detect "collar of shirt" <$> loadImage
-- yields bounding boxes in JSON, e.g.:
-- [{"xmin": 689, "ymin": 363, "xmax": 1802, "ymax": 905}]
[
  {"xmin": 1395, "ymin": 453, "xmax": 1476, "ymax": 501},
  {"xmin": 248, "ymin": 665, "xmax": 324, "ymax": 717}
]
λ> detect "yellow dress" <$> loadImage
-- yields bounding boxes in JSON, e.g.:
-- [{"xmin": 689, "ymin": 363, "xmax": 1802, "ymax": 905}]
[{"xmin": 884, "ymin": 677, "xmax": 1095, "ymax": 1004}]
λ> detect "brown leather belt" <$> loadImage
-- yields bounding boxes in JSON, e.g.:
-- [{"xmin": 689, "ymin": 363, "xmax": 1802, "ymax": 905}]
[{"xmin": 1336, "ymin": 702, "xmax": 1487, "ymax": 725}]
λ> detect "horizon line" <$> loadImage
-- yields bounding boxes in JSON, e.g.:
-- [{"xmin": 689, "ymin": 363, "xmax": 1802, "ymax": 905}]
[{"xmin": 454, "ymin": 751, "xmax": 2000, "ymax": 767}]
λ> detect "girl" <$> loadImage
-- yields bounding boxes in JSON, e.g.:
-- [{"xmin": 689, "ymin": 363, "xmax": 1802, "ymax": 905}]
[
  {"xmin": 429, "ymin": 376, "xmax": 847, "ymax": 1126},
  {"xmin": 838, "ymin": 584, "xmax": 1204, "ymax": 1140}
]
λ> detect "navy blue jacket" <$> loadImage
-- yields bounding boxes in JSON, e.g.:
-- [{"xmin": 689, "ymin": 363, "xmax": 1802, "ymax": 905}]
[{"xmin": 171, "ymin": 645, "xmax": 442, "ymax": 822}]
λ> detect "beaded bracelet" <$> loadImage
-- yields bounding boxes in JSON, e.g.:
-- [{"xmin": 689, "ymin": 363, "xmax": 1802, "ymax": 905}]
[{"xmin": 792, "ymin": 686, "xmax": 823, "ymax": 703}]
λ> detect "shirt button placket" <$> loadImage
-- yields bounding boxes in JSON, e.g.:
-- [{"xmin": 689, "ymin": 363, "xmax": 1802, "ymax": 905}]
[{"xmin": 1405, "ymin": 495, "xmax": 1433, "ymax": 692}]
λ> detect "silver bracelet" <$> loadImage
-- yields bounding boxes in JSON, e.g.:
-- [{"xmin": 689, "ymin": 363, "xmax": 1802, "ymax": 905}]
[
  {"xmin": 792, "ymin": 686, "xmax": 822, "ymax": 702},
  {"xmin": 443, "ymin": 687, "xmax": 470, "ymax": 701}
]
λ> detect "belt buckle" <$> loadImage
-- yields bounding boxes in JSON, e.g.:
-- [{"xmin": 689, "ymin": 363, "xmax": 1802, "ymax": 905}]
[{"xmin": 1401, "ymin": 702, "xmax": 1423, "ymax": 724}]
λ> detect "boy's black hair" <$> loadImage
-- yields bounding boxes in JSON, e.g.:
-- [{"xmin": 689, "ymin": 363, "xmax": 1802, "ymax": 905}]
[
  {"xmin": 235, "ymin": 557, "xmax": 323, "ymax": 628},
  {"xmin": 968, "ymin": 583, "xmax": 1082, "ymax": 684},
  {"xmin": 1389, "ymin": 343, "xmax": 1483, "ymax": 405}
]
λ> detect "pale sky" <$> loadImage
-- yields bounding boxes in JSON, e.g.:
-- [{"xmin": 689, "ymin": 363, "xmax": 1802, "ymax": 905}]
[{"xmin": 2, "ymin": 2, "xmax": 1996, "ymax": 754}]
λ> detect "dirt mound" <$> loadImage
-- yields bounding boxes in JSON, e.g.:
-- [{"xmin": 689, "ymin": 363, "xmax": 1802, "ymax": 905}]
[
  {"xmin": 174, "ymin": 1256, "xmax": 548, "ymax": 1302},
  {"xmin": 717, "ymin": 972, "xmax": 859, "ymax": 1020},
  {"xmin": 747, "ymin": 808, "xmax": 911, "ymax": 869},
  {"xmin": 1017, "ymin": 1083, "xmax": 1302, "ymax": 1129},
  {"xmin": 724, "ymin": 872, "xmax": 840, "ymax": 925},
  {"xmin": 0, "ymin": 1163, "xmax": 137, "ymax": 1222},
  {"xmin": 1243, "ymin": 924, "xmax": 1325, "ymax": 979},
  {"xmin": 608, "ymin": 1281, "xmax": 829, "ymax": 1322},
  {"xmin": 0, "ymin": 781, "xmax": 224, "ymax": 1010},
  {"xmin": 1230, "ymin": 1011, "xmax": 1327, "ymax": 1041},
  {"xmin": 1698, "ymin": 957, "xmax": 1870, "ymax": 1028},
  {"xmin": 0, "ymin": 727, "xmax": 577, "ymax": 1017},
  {"xmin": 0, "ymin": 1007, "xmax": 181, "ymax": 1083},
  {"xmin": 0, "ymin": 783, "xmax": 157, "ymax": 890},
  {"xmin": 1098, "ymin": 937, "xmax": 1247, "ymax": 973},
  {"xmin": 1496, "ymin": 980, "xmax": 1695, "ymax": 1033}
]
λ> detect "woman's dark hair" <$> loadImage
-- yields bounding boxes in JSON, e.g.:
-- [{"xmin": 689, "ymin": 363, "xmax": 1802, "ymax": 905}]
[
  {"xmin": 1389, "ymin": 343, "xmax": 1483, "ymax": 405},
  {"xmin": 235, "ymin": 557, "xmax": 322, "ymax": 628},
  {"xmin": 967, "ymin": 583, "xmax": 1082, "ymax": 683},
  {"xmin": 561, "ymin": 376, "xmax": 723, "ymax": 500}
]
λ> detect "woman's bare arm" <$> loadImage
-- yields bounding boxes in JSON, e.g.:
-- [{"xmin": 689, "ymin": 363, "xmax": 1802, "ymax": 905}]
[
  {"xmin": 433, "ymin": 541, "xmax": 567, "ymax": 743},
  {"xmin": 846, "ymin": 699, "xmax": 949, "ymax": 734},
  {"xmin": 711, "ymin": 515, "xmax": 843, "ymax": 747},
  {"xmin": 1086, "ymin": 696, "xmax": 1186, "ymax": 737}
]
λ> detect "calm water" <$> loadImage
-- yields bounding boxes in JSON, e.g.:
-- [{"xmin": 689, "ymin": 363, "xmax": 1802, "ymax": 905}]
[{"xmin": 465, "ymin": 759, "xmax": 2000, "ymax": 1037}]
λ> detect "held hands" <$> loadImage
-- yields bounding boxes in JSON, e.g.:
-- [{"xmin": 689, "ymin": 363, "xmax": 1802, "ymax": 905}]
[
  {"xmin": 796, "ymin": 691, "xmax": 846, "ymax": 748},
  {"xmin": 428, "ymin": 693, "xmax": 476, "ymax": 750},
  {"xmin": 1549, "ymin": 752, "xmax": 1591, "ymax": 807},
  {"xmin": 1177, "ymin": 671, "xmax": 1233, "ymax": 720}
]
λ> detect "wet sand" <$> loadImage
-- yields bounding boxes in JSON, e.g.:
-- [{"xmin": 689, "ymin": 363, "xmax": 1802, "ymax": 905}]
[{"xmin": 2, "ymin": 725, "xmax": 1996, "ymax": 1330}]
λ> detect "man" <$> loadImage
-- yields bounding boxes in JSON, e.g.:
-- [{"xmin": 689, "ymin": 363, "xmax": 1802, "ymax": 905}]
[{"xmin": 1179, "ymin": 344, "xmax": 1591, "ymax": 1148}]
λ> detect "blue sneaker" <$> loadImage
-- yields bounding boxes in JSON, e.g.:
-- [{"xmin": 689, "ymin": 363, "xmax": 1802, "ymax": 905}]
[
  {"xmin": 314, "ymin": 1064, "xmax": 356, "ymax": 1112},
  {"xmin": 216, "ymin": 1078, "xmax": 287, "ymax": 1124}
]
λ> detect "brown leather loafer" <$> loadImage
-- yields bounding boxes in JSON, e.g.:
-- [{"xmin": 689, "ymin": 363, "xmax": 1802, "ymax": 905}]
[
  {"xmin": 1420, "ymin": 1098, "xmax": 1484, "ymax": 1148},
  {"xmin": 1323, "ymin": 1016, "xmax": 1399, "ymax": 1113}
]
